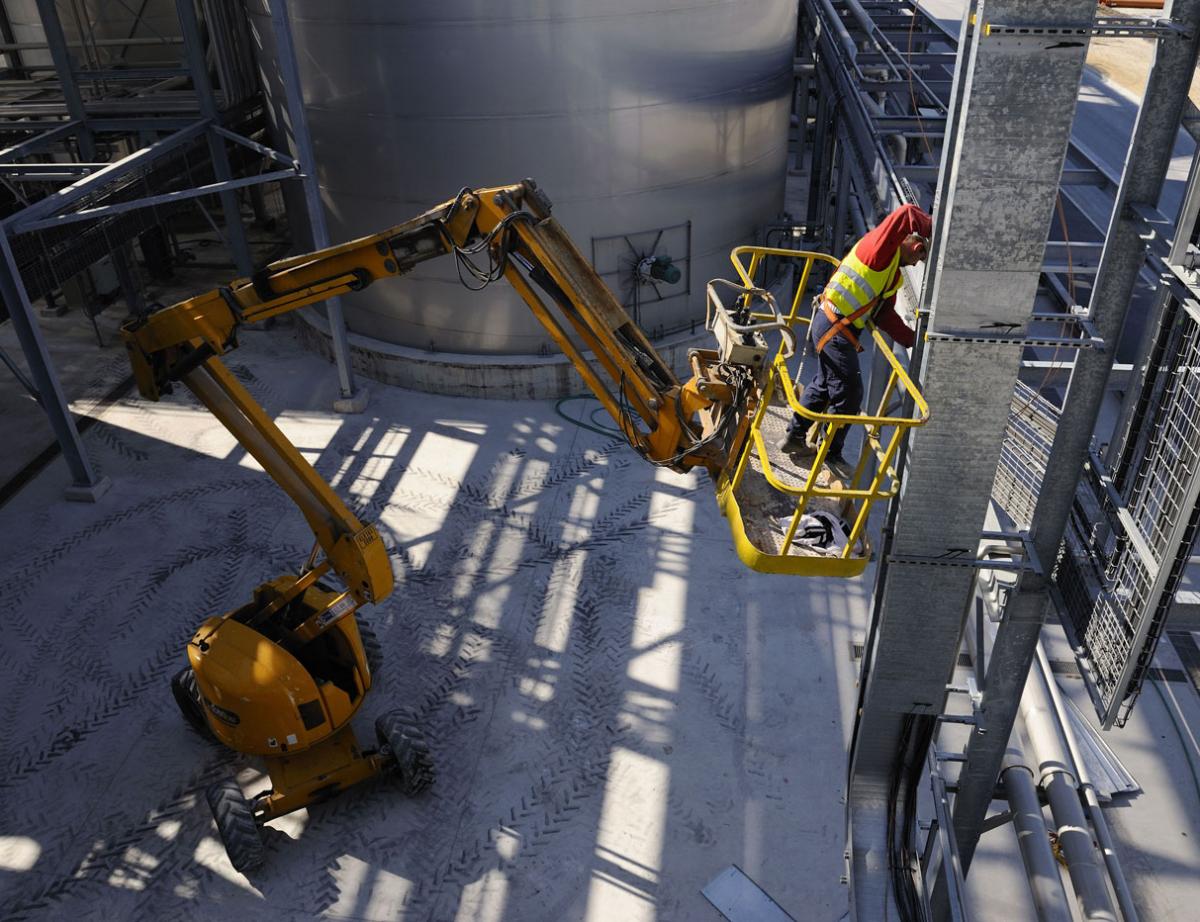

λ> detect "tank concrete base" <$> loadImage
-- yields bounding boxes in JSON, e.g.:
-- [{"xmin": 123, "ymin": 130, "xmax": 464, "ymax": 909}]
[{"xmin": 296, "ymin": 310, "xmax": 713, "ymax": 400}]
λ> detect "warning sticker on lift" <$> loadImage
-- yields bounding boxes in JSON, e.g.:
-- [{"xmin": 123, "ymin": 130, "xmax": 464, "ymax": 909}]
[{"xmin": 317, "ymin": 594, "xmax": 356, "ymax": 629}]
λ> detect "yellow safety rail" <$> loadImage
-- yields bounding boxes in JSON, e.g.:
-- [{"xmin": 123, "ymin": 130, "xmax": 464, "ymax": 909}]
[{"xmin": 715, "ymin": 245, "xmax": 931, "ymax": 577}]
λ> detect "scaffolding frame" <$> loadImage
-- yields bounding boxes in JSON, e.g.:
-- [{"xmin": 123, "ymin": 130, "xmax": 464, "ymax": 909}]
[
  {"xmin": 0, "ymin": 0, "xmax": 357, "ymax": 499},
  {"xmin": 800, "ymin": 1, "xmax": 1200, "ymax": 919}
]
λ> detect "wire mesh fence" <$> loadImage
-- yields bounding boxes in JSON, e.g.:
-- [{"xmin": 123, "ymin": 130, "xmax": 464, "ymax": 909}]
[{"xmin": 1056, "ymin": 297, "xmax": 1200, "ymax": 726}]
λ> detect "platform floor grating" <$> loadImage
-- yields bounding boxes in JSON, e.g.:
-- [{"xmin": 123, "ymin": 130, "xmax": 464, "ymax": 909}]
[{"xmin": 733, "ymin": 391, "xmax": 863, "ymax": 562}]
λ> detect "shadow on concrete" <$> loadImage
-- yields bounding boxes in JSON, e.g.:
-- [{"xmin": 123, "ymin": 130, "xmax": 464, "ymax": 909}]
[{"xmin": 0, "ymin": 333, "xmax": 864, "ymax": 921}]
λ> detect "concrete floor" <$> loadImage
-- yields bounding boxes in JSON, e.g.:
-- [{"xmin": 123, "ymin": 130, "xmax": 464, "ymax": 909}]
[{"xmin": 0, "ymin": 326, "xmax": 869, "ymax": 921}]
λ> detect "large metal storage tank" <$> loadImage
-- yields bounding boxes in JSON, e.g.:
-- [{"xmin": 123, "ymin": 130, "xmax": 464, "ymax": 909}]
[{"xmin": 245, "ymin": 1, "xmax": 796, "ymax": 355}]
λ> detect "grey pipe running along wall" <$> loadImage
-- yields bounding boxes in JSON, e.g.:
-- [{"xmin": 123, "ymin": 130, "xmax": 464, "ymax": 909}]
[{"xmin": 243, "ymin": 0, "xmax": 797, "ymax": 355}]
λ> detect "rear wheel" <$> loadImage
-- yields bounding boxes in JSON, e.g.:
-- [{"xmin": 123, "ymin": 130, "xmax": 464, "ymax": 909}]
[
  {"xmin": 375, "ymin": 710, "xmax": 434, "ymax": 795},
  {"xmin": 206, "ymin": 779, "xmax": 265, "ymax": 873},
  {"xmin": 170, "ymin": 667, "xmax": 209, "ymax": 735}
]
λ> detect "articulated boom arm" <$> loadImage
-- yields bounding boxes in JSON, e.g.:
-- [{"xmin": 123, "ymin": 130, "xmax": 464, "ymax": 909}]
[{"xmin": 123, "ymin": 181, "xmax": 753, "ymax": 606}]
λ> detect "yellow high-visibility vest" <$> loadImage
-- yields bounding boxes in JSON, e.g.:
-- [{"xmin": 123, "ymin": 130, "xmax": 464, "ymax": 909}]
[{"xmin": 823, "ymin": 242, "xmax": 903, "ymax": 329}]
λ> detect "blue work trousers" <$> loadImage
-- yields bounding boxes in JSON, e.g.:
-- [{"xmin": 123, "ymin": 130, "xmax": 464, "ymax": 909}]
[{"xmin": 786, "ymin": 306, "xmax": 863, "ymax": 460}]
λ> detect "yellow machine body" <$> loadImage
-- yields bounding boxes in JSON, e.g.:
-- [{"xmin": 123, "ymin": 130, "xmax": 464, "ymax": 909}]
[{"xmin": 187, "ymin": 577, "xmax": 371, "ymax": 758}]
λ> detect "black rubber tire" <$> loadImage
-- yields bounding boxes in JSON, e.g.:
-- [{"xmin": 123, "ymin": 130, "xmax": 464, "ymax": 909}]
[
  {"xmin": 206, "ymin": 779, "xmax": 265, "ymax": 873},
  {"xmin": 357, "ymin": 619, "xmax": 383, "ymax": 678},
  {"xmin": 170, "ymin": 667, "xmax": 209, "ymax": 735},
  {"xmin": 375, "ymin": 709, "xmax": 434, "ymax": 796}
]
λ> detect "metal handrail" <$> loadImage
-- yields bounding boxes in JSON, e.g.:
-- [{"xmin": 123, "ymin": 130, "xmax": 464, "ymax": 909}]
[{"xmin": 719, "ymin": 245, "xmax": 931, "ymax": 570}]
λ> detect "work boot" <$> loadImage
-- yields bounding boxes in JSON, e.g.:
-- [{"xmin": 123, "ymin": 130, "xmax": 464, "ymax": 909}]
[
  {"xmin": 825, "ymin": 455, "xmax": 854, "ymax": 489},
  {"xmin": 777, "ymin": 433, "xmax": 818, "ymax": 458}
]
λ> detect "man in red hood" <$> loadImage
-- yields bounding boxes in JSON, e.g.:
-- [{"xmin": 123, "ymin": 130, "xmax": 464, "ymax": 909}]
[{"xmin": 779, "ymin": 203, "xmax": 932, "ymax": 464}]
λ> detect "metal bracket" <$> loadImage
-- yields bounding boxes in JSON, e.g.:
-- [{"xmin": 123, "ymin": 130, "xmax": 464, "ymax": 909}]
[
  {"xmin": 980, "ymin": 809, "xmax": 1014, "ymax": 834},
  {"xmin": 936, "ymin": 713, "xmax": 979, "ymax": 727},
  {"xmin": 945, "ymin": 676, "xmax": 986, "ymax": 730},
  {"xmin": 888, "ymin": 530, "xmax": 1043, "ymax": 576},
  {"xmin": 935, "ymin": 750, "xmax": 968, "ymax": 763},
  {"xmin": 926, "ymin": 311, "xmax": 1104, "ymax": 350},
  {"xmin": 986, "ymin": 19, "xmax": 1191, "ymax": 41},
  {"xmin": 1083, "ymin": 449, "xmax": 1161, "ymax": 581}
]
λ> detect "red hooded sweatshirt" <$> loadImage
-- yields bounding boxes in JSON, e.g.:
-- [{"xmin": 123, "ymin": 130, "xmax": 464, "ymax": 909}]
[{"xmin": 843, "ymin": 203, "xmax": 932, "ymax": 349}]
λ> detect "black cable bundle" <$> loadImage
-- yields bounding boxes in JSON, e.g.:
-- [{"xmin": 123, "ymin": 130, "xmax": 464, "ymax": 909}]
[
  {"xmin": 438, "ymin": 187, "xmax": 537, "ymax": 292},
  {"xmin": 887, "ymin": 713, "xmax": 937, "ymax": 921}
]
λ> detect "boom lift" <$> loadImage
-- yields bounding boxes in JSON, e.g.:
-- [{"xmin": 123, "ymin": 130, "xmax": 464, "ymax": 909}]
[{"xmin": 121, "ymin": 180, "xmax": 926, "ymax": 870}]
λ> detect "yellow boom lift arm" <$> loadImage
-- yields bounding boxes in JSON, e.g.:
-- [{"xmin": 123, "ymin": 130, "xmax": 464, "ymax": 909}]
[
  {"xmin": 119, "ymin": 181, "xmax": 800, "ymax": 870},
  {"xmin": 124, "ymin": 181, "xmax": 762, "ymax": 609}
]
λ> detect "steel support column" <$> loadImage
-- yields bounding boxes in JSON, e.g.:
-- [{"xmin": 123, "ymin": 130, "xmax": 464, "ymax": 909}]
[
  {"xmin": 947, "ymin": 0, "xmax": 1200, "ymax": 884},
  {"xmin": 844, "ymin": 3, "xmax": 1097, "ymax": 919},
  {"xmin": 174, "ymin": 0, "xmax": 252, "ymax": 277},
  {"xmin": 266, "ymin": 0, "xmax": 358, "ymax": 405},
  {"xmin": 10, "ymin": 0, "xmax": 106, "ymax": 497},
  {"xmin": 0, "ymin": 229, "xmax": 107, "ymax": 498},
  {"xmin": 33, "ymin": 0, "xmax": 93, "ymax": 160}
]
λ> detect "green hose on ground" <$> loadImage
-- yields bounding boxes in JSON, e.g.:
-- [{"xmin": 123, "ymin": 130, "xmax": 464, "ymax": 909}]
[{"xmin": 554, "ymin": 395, "xmax": 623, "ymax": 438}]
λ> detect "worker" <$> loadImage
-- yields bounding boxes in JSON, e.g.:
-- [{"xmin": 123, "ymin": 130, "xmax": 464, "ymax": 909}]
[{"xmin": 778, "ymin": 203, "xmax": 932, "ymax": 464}]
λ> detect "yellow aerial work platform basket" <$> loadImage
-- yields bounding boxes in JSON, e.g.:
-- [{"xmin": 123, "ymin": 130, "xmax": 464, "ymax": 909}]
[{"xmin": 714, "ymin": 246, "xmax": 931, "ymax": 577}]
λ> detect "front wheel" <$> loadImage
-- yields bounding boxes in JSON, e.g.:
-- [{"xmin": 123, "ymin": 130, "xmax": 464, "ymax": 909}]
[{"xmin": 375, "ymin": 710, "xmax": 434, "ymax": 796}]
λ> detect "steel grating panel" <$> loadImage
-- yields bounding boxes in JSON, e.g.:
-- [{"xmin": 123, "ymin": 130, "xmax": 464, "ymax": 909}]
[
  {"xmin": 1055, "ymin": 296, "xmax": 1200, "ymax": 727},
  {"xmin": 992, "ymin": 381, "xmax": 1058, "ymax": 530}
]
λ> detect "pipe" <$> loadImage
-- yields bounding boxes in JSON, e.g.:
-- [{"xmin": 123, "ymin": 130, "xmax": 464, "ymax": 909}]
[
  {"xmin": 816, "ymin": 0, "xmax": 859, "ymax": 64},
  {"xmin": 1001, "ymin": 751, "xmax": 1074, "ymax": 922},
  {"xmin": 842, "ymin": 0, "xmax": 880, "ymax": 41},
  {"xmin": 963, "ymin": 609, "xmax": 1074, "ymax": 922},
  {"xmin": 1021, "ymin": 659, "xmax": 1118, "ymax": 921},
  {"xmin": 1035, "ymin": 644, "xmax": 1140, "ymax": 922}
]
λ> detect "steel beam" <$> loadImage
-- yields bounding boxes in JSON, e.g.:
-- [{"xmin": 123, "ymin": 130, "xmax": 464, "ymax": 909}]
[
  {"xmin": 14, "ymin": 168, "xmax": 301, "ymax": 232},
  {"xmin": 843, "ymin": 3, "xmax": 1099, "ymax": 920},
  {"xmin": 0, "ymin": 120, "xmax": 78, "ymax": 162},
  {"xmin": 946, "ymin": 0, "xmax": 1200, "ymax": 886},
  {"xmin": 88, "ymin": 116, "xmax": 203, "ymax": 131},
  {"xmin": 174, "ymin": 0, "xmax": 252, "ymax": 276},
  {"xmin": 6, "ymin": 118, "xmax": 209, "ymax": 231},
  {"xmin": 0, "ymin": 36, "xmax": 182, "ymax": 52},
  {"xmin": 211, "ymin": 124, "xmax": 299, "ymax": 170},
  {"xmin": 33, "ymin": 0, "xmax": 94, "ymax": 161},
  {"xmin": 266, "ymin": 0, "xmax": 358, "ymax": 404}
]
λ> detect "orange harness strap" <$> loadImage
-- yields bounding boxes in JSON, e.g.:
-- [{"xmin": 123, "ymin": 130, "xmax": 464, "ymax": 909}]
[{"xmin": 816, "ymin": 298, "xmax": 874, "ymax": 353}]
